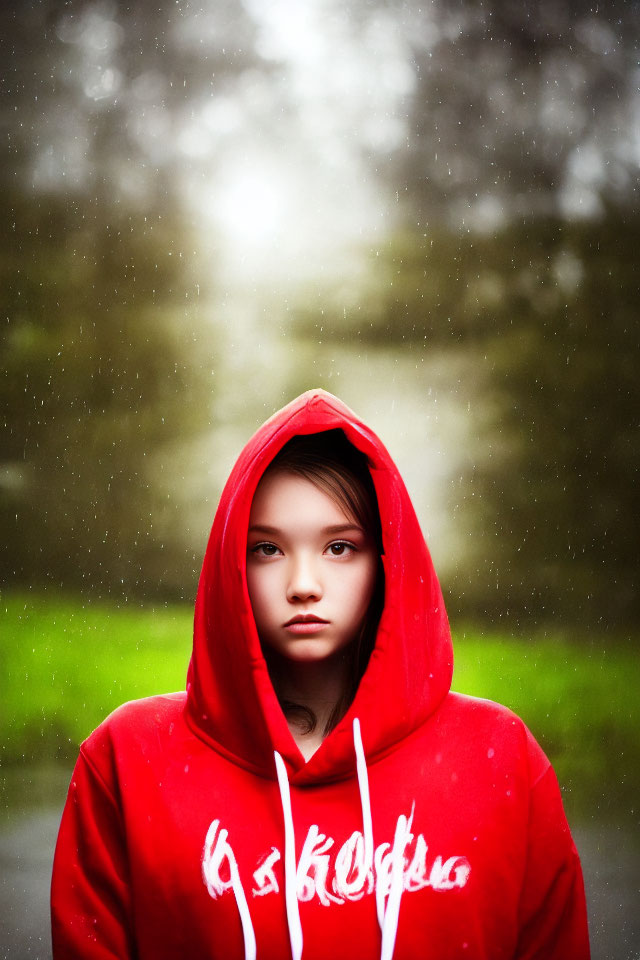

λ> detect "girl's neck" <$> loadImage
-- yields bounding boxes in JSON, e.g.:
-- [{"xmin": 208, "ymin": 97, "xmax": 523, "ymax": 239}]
[{"xmin": 267, "ymin": 653, "xmax": 352, "ymax": 761}]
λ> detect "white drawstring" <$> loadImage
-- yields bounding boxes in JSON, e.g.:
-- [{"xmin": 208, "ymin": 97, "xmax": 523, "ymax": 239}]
[
  {"xmin": 379, "ymin": 810, "xmax": 412, "ymax": 960},
  {"xmin": 265, "ymin": 725, "xmax": 400, "ymax": 960},
  {"xmin": 231, "ymin": 852, "xmax": 258, "ymax": 960},
  {"xmin": 354, "ymin": 717, "xmax": 402, "ymax": 960},
  {"xmin": 202, "ymin": 820, "xmax": 256, "ymax": 960},
  {"xmin": 380, "ymin": 858, "xmax": 405, "ymax": 960},
  {"xmin": 274, "ymin": 750, "xmax": 304, "ymax": 960},
  {"xmin": 353, "ymin": 718, "xmax": 375, "ymax": 900}
]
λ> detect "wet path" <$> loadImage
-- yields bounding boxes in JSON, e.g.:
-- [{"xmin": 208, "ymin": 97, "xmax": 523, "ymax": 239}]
[
  {"xmin": 1, "ymin": 796, "xmax": 638, "ymax": 958},
  {"xmin": 573, "ymin": 822, "xmax": 640, "ymax": 960},
  {"xmin": 1, "ymin": 810, "xmax": 59, "ymax": 959}
]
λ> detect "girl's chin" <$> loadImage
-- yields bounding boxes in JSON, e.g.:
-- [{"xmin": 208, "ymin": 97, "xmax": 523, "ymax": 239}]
[{"xmin": 263, "ymin": 638, "xmax": 354, "ymax": 665}]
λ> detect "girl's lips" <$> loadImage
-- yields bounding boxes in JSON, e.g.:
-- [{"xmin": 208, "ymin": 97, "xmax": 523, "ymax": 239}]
[
  {"xmin": 283, "ymin": 616, "xmax": 329, "ymax": 635},
  {"xmin": 284, "ymin": 621, "xmax": 328, "ymax": 635}
]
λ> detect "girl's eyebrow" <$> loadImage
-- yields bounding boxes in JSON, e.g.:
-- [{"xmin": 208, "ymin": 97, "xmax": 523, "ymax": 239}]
[
  {"xmin": 248, "ymin": 523, "xmax": 363, "ymax": 536},
  {"xmin": 321, "ymin": 523, "xmax": 364, "ymax": 535}
]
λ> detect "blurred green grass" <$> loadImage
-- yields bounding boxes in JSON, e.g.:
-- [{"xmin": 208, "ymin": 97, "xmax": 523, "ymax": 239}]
[
  {"xmin": 1, "ymin": 592, "xmax": 193, "ymax": 766},
  {"xmin": 452, "ymin": 626, "xmax": 639, "ymax": 821},
  {"xmin": 2, "ymin": 593, "xmax": 638, "ymax": 821}
]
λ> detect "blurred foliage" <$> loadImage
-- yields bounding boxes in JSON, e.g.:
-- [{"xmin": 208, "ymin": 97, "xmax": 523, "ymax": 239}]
[
  {"xmin": 0, "ymin": 187, "xmax": 214, "ymax": 597},
  {"xmin": 349, "ymin": 0, "xmax": 639, "ymax": 225},
  {"xmin": 0, "ymin": 0, "xmax": 262, "ymax": 200},
  {"xmin": 1, "ymin": 0, "xmax": 246, "ymax": 599},
  {"xmin": 2, "ymin": 592, "xmax": 638, "ymax": 823},
  {"xmin": 295, "ymin": 215, "xmax": 639, "ymax": 628}
]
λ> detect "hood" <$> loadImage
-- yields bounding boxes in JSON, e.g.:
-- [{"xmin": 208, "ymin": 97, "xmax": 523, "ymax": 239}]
[{"xmin": 185, "ymin": 389, "xmax": 453, "ymax": 784}]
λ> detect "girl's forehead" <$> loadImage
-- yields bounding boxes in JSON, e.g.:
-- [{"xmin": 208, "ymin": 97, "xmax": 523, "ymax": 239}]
[{"xmin": 249, "ymin": 470, "xmax": 356, "ymax": 528}]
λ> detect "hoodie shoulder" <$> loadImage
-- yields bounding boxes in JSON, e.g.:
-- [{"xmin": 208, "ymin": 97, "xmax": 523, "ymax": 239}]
[
  {"xmin": 442, "ymin": 691, "xmax": 552, "ymax": 785},
  {"xmin": 88, "ymin": 691, "xmax": 186, "ymax": 738},
  {"xmin": 80, "ymin": 693, "xmax": 187, "ymax": 779}
]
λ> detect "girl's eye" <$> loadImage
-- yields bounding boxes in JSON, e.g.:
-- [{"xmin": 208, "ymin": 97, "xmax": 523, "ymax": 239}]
[
  {"xmin": 251, "ymin": 542, "xmax": 280, "ymax": 557},
  {"xmin": 327, "ymin": 541, "xmax": 355, "ymax": 557}
]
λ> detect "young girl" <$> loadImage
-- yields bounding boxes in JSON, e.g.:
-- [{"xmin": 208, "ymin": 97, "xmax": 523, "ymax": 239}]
[{"xmin": 51, "ymin": 389, "xmax": 590, "ymax": 959}]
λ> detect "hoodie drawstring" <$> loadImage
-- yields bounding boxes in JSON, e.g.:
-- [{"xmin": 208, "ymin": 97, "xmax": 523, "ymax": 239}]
[
  {"xmin": 270, "ymin": 721, "xmax": 402, "ymax": 960},
  {"xmin": 353, "ymin": 718, "xmax": 403, "ymax": 960},
  {"xmin": 379, "ymin": 809, "xmax": 410, "ymax": 960},
  {"xmin": 274, "ymin": 750, "xmax": 304, "ymax": 960},
  {"xmin": 201, "ymin": 819, "xmax": 256, "ymax": 960},
  {"xmin": 353, "ymin": 718, "xmax": 376, "ymax": 911},
  {"xmin": 230, "ymin": 850, "xmax": 257, "ymax": 960}
]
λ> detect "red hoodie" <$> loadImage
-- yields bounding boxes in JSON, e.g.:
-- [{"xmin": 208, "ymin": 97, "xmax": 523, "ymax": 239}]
[{"xmin": 51, "ymin": 389, "xmax": 590, "ymax": 959}]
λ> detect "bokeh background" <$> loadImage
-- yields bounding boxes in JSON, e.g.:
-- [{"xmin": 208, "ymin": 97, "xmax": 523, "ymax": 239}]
[{"xmin": 1, "ymin": 1, "xmax": 639, "ymax": 957}]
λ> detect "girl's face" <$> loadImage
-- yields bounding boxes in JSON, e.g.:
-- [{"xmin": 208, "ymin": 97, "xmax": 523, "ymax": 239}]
[{"xmin": 246, "ymin": 470, "xmax": 379, "ymax": 664}]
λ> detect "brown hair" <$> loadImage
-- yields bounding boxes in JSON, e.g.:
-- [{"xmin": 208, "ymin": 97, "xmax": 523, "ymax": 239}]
[{"xmin": 261, "ymin": 429, "xmax": 385, "ymax": 735}]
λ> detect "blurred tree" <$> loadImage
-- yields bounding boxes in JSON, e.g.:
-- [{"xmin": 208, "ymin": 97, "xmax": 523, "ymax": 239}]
[
  {"xmin": 0, "ymin": 0, "xmax": 262, "ymax": 596},
  {"xmin": 0, "ymin": 186, "xmax": 213, "ymax": 596},
  {"xmin": 463, "ymin": 217, "xmax": 639, "ymax": 630},
  {"xmin": 295, "ymin": 215, "xmax": 639, "ymax": 629},
  {"xmin": 378, "ymin": 0, "xmax": 639, "ymax": 227},
  {"xmin": 1, "ymin": 0, "xmax": 262, "ymax": 198}
]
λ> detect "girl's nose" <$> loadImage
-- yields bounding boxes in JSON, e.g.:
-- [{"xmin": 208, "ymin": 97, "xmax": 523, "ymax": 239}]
[{"xmin": 286, "ymin": 556, "xmax": 323, "ymax": 602}]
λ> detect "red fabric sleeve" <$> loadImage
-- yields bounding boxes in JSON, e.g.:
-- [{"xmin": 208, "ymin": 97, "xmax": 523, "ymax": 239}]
[
  {"xmin": 515, "ymin": 735, "xmax": 591, "ymax": 959},
  {"xmin": 51, "ymin": 748, "xmax": 135, "ymax": 959}
]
